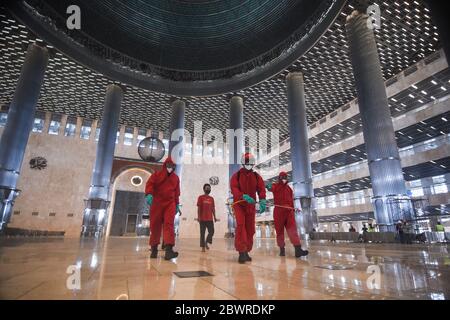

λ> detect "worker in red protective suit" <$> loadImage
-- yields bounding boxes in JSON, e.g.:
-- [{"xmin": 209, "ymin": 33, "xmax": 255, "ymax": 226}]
[
  {"xmin": 145, "ymin": 157, "xmax": 181, "ymax": 260},
  {"xmin": 230, "ymin": 153, "xmax": 266, "ymax": 264},
  {"xmin": 266, "ymin": 171, "xmax": 308, "ymax": 258}
]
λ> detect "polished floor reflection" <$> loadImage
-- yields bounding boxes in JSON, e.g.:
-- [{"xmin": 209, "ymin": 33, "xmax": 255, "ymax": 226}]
[{"xmin": 0, "ymin": 237, "xmax": 449, "ymax": 300}]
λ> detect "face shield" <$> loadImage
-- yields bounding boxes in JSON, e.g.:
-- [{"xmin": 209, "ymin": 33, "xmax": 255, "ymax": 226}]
[{"xmin": 241, "ymin": 153, "xmax": 256, "ymax": 171}]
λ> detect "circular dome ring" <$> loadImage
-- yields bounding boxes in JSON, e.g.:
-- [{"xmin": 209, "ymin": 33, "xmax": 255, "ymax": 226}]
[{"xmin": 8, "ymin": 0, "xmax": 346, "ymax": 96}]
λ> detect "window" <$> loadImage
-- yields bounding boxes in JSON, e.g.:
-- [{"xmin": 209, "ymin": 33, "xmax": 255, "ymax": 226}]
[
  {"xmin": 217, "ymin": 147, "xmax": 224, "ymax": 158},
  {"xmin": 32, "ymin": 111, "xmax": 46, "ymax": 133},
  {"xmin": 340, "ymin": 193, "xmax": 349, "ymax": 207},
  {"xmin": 123, "ymin": 126, "xmax": 134, "ymax": 146},
  {"xmin": 185, "ymin": 143, "xmax": 192, "ymax": 155},
  {"xmin": 136, "ymin": 128, "xmax": 147, "ymax": 146},
  {"xmin": 354, "ymin": 190, "xmax": 366, "ymax": 205},
  {"xmin": 64, "ymin": 116, "xmax": 77, "ymax": 137},
  {"xmin": 162, "ymin": 139, "xmax": 169, "ymax": 157},
  {"xmin": 95, "ymin": 121, "xmax": 102, "ymax": 142},
  {"xmin": 432, "ymin": 175, "xmax": 446, "ymax": 184},
  {"xmin": 432, "ymin": 184, "xmax": 448, "ymax": 195},
  {"xmin": 317, "ymin": 197, "xmax": 326, "ymax": 209},
  {"xmin": 0, "ymin": 111, "xmax": 7, "ymax": 127},
  {"xmin": 205, "ymin": 145, "xmax": 214, "ymax": 157},
  {"xmin": 48, "ymin": 114, "xmax": 62, "ymax": 135},
  {"xmin": 328, "ymin": 195, "xmax": 337, "ymax": 208},
  {"xmin": 115, "ymin": 128, "xmax": 120, "ymax": 144},
  {"xmin": 411, "ymin": 188, "xmax": 424, "ymax": 197},
  {"xmin": 195, "ymin": 144, "xmax": 203, "ymax": 156},
  {"xmin": 80, "ymin": 119, "xmax": 92, "ymax": 140},
  {"xmin": 409, "ymin": 179, "xmax": 422, "ymax": 188}
]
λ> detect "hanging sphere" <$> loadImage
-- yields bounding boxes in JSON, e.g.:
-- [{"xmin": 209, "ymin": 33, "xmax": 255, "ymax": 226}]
[{"xmin": 138, "ymin": 137, "xmax": 165, "ymax": 162}]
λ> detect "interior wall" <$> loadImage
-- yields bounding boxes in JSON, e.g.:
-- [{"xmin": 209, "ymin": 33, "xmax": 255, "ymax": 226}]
[
  {"xmin": 5, "ymin": 130, "xmax": 96, "ymax": 237},
  {"xmin": 0, "ymin": 123, "xmax": 232, "ymax": 239},
  {"xmin": 0, "ymin": 121, "xmax": 154, "ymax": 237}
]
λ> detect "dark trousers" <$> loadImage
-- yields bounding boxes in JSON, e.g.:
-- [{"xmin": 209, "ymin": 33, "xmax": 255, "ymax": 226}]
[{"xmin": 200, "ymin": 221, "xmax": 214, "ymax": 247}]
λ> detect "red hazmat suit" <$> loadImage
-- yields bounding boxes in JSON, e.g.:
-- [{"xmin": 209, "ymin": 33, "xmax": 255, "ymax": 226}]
[
  {"xmin": 270, "ymin": 172, "xmax": 301, "ymax": 248},
  {"xmin": 230, "ymin": 168, "xmax": 266, "ymax": 253},
  {"xmin": 145, "ymin": 157, "xmax": 180, "ymax": 247}
]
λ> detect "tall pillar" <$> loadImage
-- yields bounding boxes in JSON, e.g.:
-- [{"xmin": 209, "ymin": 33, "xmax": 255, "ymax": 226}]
[
  {"xmin": 286, "ymin": 72, "xmax": 315, "ymax": 237},
  {"xmin": 346, "ymin": 11, "xmax": 411, "ymax": 232},
  {"xmin": 0, "ymin": 43, "xmax": 48, "ymax": 232},
  {"xmin": 227, "ymin": 96, "xmax": 244, "ymax": 237},
  {"xmin": 168, "ymin": 99, "xmax": 186, "ymax": 177},
  {"xmin": 168, "ymin": 99, "xmax": 185, "ymax": 236},
  {"xmin": 425, "ymin": 0, "xmax": 450, "ymax": 64},
  {"xmin": 81, "ymin": 84, "xmax": 123, "ymax": 238}
]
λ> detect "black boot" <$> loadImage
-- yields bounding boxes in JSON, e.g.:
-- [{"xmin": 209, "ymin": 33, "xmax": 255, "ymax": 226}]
[
  {"xmin": 164, "ymin": 245, "xmax": 179, "ymax": 260},
  {"xmin": 245, "ymin": 252, "xmax": 252, "ymax": 261},
  {"xmin": 150, "ymin": 246, "xmax": 158, "ymax": 259},
  {"xmin": 295, "ymin": 245, "xmax": 309, "ymax": 258},
  {"xmin": 238, "ymin": 252, "xmax": 247, "ymax": 264},
  {"xmin": 279, "ymin": 247, "xmax": 285, "ymax": 257}
]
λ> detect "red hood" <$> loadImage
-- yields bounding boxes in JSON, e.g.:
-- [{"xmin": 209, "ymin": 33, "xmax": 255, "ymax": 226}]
[
  {"xmin": 162, "ymin": 156, "xmax": 175, "ymax": 170},
  {"xmin": 278, "ymin": 171, "xmax": 288, "ymax": 182}
]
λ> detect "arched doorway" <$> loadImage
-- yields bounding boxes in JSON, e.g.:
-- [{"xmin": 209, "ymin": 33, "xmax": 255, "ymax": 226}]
[{"xmin": 106, "ymin": 167, "xmax": 152, "ymax": 237}]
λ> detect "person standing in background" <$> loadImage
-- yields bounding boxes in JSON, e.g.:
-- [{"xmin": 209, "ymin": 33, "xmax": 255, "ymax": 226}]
[{"xmin": 197, "ymin": 183, "xmax": 218, "ymax": 252}]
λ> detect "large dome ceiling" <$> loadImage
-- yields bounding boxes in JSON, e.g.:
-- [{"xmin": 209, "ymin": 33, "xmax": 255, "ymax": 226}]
[{"xmin": 7, "ymin": 0, "xmax": 345, "ymax": 96}]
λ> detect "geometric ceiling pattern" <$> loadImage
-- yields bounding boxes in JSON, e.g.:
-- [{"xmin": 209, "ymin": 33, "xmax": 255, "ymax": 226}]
[{"xmin": 0, "ymin": 0, "xmax": 442, "ymax": 141}]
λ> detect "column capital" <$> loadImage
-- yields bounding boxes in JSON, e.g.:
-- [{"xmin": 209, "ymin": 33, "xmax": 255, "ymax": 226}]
[
  {"xmin": 106, "ymin": 83, "xmax": 125, "ymax": 95},
  {"xmin": 228, "ymin": 94, "xmax": 245, "ymax": 104},
  {"xmin": 345, "ymin": 10, "xmax": 369, "ymax": 24},
  {"xmin": 286, "ymin": 71, "xmax": 304, "ymax": 81},
  {"xmin": 168, "ymin": 97, "xmax": 187, "ymax": 107},
  {"xmin": 28, "ymin": 42, "xmax": 49, "ymax": 62}
]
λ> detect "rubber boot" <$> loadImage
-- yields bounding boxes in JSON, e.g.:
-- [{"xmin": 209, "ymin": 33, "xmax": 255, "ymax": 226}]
[
  {"xmin": 279, "ymin": 247, "xmax": 285, "ymax": 257},
  {"xmin": 238, "ymin": 252, "xmax": 247, "ymax": 264},
  {"xmin": 164, "ymin": 245, "xmax": 179, "ymax": 260},
  {"xmin": 245, "ymin": 252, "xmax": 252, "ymax": 261},
  {"xmin": 150, "ymin": 246, "xmax": 158, "ymax": 259},
  {"xmin": 295, "ymin": 245, "xmax": 309, "ymax": 257}
]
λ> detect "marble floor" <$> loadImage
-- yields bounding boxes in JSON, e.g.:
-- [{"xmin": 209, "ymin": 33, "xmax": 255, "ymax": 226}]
[{"xmin": 0, "ymin": 237, "xmax": 449, "ymax": 300}]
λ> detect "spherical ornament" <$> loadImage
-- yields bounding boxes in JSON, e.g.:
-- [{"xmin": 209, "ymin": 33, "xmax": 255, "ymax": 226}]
[{"xmin": 138, "ymin": 137, "xmax": 165, "ymax": 162}]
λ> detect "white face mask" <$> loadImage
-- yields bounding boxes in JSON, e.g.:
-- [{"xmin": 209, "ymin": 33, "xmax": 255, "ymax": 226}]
[
  {"xmin": 282, "ymin": 179, "xmax": 288, "ymax": 184},
  {"xmin": 167, "ymin": 168, "xmax": 174, "ymax": 174},
  {"xmin": 244, "ymin": 164, "xmax": 253, "ymax": 171}
]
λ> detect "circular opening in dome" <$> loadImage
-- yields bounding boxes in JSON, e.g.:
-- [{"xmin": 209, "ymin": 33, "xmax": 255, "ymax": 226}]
[{"xmin": 131, "ymin": 176, "xmax": 143, "ymax": 187}]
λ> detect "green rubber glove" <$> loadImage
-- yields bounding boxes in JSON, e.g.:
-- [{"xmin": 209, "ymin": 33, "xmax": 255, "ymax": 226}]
[
  {"xmin": 176, "ymin": 204, "xmax": 181, "ymax": 213},
  {"xmin": 259, "ymin": 199, "xmax": 267, "ymax": 214},
  {"xmin": 265, "ymin": 182, "xmax": 272, "ymax": 191},
  {"xmin": 243, "ymin": 194, "xmax": 256, "ymax": 204},
  {"xmin": 145, "ymin": 194, "xmax": 153, "ymax": 206}
]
